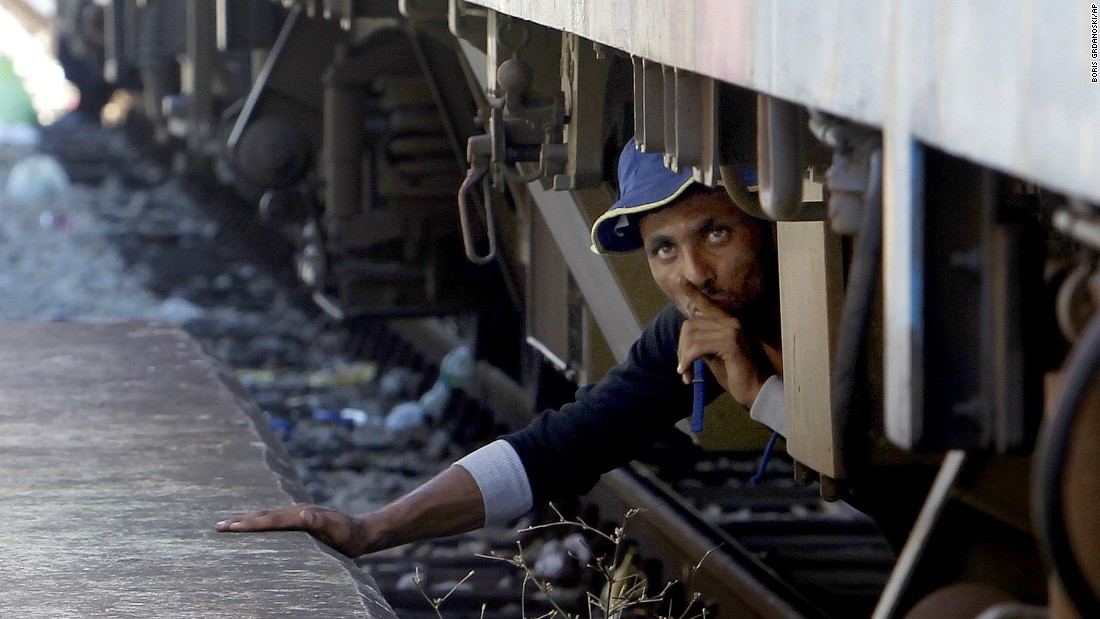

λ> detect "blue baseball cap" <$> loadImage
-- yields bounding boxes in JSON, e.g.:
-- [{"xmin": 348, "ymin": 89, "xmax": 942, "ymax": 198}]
[{"xmin": 590, "ymin": 142, "xmax": 697, "ymax": 254}]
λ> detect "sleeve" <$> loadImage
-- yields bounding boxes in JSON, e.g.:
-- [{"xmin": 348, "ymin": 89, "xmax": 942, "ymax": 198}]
[
  {"xmin": 502, "ymin": 305, "xmax": 709, "ymax": 505},
  {"xmin": 452, "ymin": 439, "xmax": 533, "ymax": 526},
  {"xmin": 748, "ymin": 375, "xmax": 786, "ymax": 437}
]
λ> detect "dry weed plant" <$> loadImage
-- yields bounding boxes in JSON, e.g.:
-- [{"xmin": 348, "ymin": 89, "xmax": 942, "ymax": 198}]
[
  {"xmin": 411, "ymin": 566, "xmax": 485, "ymax": 619},
  {"xmin": 444, "ymin": 504, "xmax": 715, "ymax": 619}
]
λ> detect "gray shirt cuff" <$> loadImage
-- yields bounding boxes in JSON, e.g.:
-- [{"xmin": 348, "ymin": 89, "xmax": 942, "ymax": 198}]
[
  {"xmin": 748, "ymin": 375, "xmax": 786, "ymax": 438},
  {"xmin": 453, "ymin": 439, "xmax": 533, "ymax": 526}
]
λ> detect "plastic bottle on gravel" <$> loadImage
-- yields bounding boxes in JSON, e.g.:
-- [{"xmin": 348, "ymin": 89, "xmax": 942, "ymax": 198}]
[{"xmin": 384, "ymin": 345, "xmax": 475, "ymax": 437}]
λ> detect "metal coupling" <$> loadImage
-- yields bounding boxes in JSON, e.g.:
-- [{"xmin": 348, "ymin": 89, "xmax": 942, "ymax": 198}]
[
  {"xmin": 810, "ymin": 111, "xmax": 882, "ymax": 236},
  {"xmin": 455, "ymin": 54, "xmax": 566, "ymax": 264}
]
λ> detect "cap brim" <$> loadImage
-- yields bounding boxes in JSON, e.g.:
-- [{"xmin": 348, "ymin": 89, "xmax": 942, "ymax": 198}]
[{"xmin": 590, "ymin": 176, "xmax": 696, "ymax": 254}]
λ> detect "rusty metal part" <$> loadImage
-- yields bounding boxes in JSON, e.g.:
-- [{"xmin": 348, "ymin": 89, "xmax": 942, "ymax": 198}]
[
  {"xmin": 457, "ymin": 140, "xmax": 498, "ymax": 264},
  {"xmin": 554, "ymin": 32, "xmax": 614, "ymax": 190},
  {"xmin": 490, "ymin": 56, "xmax": 565, "ymax": 185},
  {"xmin": 456, "ymin": 23, "xmax": 566, "ymax": 264}
]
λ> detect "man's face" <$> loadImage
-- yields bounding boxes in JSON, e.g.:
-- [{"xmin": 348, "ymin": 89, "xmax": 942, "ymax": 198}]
[{"xmin": 638, "ymin": 190, "xmax": 766, "ymax": 319}]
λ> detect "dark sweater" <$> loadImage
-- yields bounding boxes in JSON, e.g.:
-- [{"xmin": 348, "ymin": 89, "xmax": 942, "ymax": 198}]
[{"xmin": 503, "ymin": 304, "xmax": 723, "ymax": 505}]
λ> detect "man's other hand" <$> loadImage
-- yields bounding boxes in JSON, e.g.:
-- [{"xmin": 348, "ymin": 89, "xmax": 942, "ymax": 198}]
[
  {"xmin": 215, "ymin": 504, "xmax": 371, "ymax": 558},
  {"xmin": 677, "ymin": 290, "xmax": 771, "ymax": 407}
]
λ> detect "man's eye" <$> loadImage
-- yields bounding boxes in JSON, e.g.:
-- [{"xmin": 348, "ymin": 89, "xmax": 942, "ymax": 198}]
[
  {"xmin": 653, "ymin": 244, "xmax": 676, "ymax": 259},
  {"xmin": 708, "ymin": 228, "xmax": 730, "ymax": 243}
]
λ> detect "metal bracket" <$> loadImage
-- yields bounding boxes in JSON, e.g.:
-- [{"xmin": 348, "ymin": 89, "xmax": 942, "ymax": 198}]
[
  {"xmin": 810, "ymin": 111, "xmax": 883, "ymax": 235},
  {"xmin": 457, "ymin": 50, "xmax": 567, "ymax": 264},
  {"xmin": 871, "ymin": 451, "xmax": 967, "ymax": 619}
]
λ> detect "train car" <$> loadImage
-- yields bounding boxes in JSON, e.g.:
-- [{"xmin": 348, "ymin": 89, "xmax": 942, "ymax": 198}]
[{"xmin": 54, "ymin": 1, "xmax": 1100, "ymax": 617}]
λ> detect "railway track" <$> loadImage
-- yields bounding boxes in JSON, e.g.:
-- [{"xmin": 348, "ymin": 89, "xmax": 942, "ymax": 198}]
[{"xmin": 39, "ymin": 121, "xmax": 895, "ymax": 619}]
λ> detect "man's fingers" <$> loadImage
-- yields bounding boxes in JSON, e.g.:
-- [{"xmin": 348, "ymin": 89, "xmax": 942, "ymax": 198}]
[
  {"xmin": 214, "ymin": 504, "xmax": 366, "ymax": 558},
  {"xmin": 214, "ymin": 504, "xmax": 315, "ymax": 532},
  {"xmin": 678, "ymin": 288, "xmax": 740, "ymax": 374},
  {"xmin": 684, "ymin": 287, "xmax": 724, "ymax": 317},
  {"xmin": 218, "ymin": 507, "xmax": 274, "ymax": 523},
  {"xmin": 677, "ymin": 319, "xmax": 742, "ymax": 372}
]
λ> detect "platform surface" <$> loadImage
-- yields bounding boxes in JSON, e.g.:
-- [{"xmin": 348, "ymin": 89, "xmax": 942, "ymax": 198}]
[{"xmin": 0, "ymin": 321, "xmax": 395, "ymax": 618}]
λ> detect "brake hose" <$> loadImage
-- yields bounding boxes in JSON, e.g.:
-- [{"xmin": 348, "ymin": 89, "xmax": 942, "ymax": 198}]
[{"xmin": 831, "ymin": 149, "xmax": 883, "ymax": 463}]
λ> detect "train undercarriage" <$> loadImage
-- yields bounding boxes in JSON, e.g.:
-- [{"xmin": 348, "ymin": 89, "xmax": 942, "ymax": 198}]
[{"xmin": 51, "ymin": 1, "xmax": 1100, "ymax": 617}]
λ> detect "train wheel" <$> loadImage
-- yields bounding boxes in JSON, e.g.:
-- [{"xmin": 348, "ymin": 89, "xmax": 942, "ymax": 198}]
[{"xmin": 1034, "ymin": 312, "xmax": 1100, "ymax": 618}]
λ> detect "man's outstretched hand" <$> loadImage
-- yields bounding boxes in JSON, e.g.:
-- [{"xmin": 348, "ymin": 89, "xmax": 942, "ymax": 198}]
[
  {"xmin": 214, "ymin": 465, "xmax": 487, "ymax": 559},
  {"xmin": 215, "ymin": 504, "xmax": 372, "ymax": 558}
]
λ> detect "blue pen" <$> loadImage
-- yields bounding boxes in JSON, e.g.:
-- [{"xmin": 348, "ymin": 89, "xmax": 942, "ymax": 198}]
[{"xmin": 690, "ymin": 358, "xmax": 706, "ymax": 432}]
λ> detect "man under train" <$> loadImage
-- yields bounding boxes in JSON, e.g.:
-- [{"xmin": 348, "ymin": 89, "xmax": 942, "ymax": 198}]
[{"xmin": 215, "ymin": 141, "xmax": 789, "ymax": 557}]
